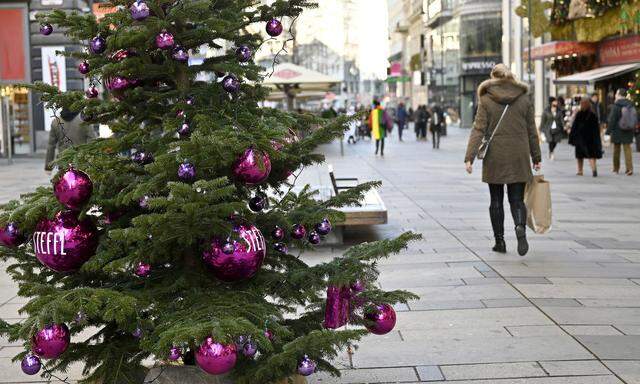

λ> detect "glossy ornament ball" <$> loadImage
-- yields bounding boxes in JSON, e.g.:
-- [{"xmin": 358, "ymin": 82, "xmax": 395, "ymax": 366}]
[
  {"xmin": 168, "ymin": 346, "xmax": 182, "ymax": 361},
  {"xmin": 53, "ymin": 168, "xmax": 93, "ymax": 210},
  {"xmin": 90, "ymin": 36, "xmax": 106, "ymax": 54},
  {"xmin": 365, "ymin": 303, "xmax": 396, "ymax": 335},
  {"xmin": 139, "ymin": 195, "xmax": 150, "ymax": 209},
  {"xmin": 0, "ymin": 222, "xmax": 22, "ymax": 248},
  {"xmin": 21, "ymin": 354, "xmax": 41, "ymax": 375},
  {"xmin": 291, "ymin": 224, "xmax": 306, "ymax": 240},
  {"xmin": 185, "ymin": 96, "xmax": 195, "ymax": 105},
  {"xmin": 177, "ymin": 122, "xmax": 191, "ymax": 138},
  {"xmin": 134, "ymin": 262, "xmax": 151, "ymax": 277},
  {"xmin": 273, "ymin": 242, "xmax": 288, "ymax": 254},
  {"xmin": 232, "ymin": 148, "xmax": 271, "ymax": 186},
  {"xmin": 248, "ymin": 195, "xmax": 267, "ymax": 212},
  {"xmin": 106, "ymin": 76, "xmax": 129, "ymax": 91},
  {"xmin": 32, "ymin": 323, "xmax": 70, "ymax": 359},
  {"xmin": 130, "ymin": 0, "xmax": 150, "ymax": 21},
  {"xmin": 111, "ymin": 49, "xmax": 135, "ymax": 62},
  {"xmin": 78, "ymin": 61, "xmax": 90, "ymax": 74},
  {"xmin": 131, "ymin": 151, "xmax": 154, "ymax": 165},
  {"xmin": 264, "ymin": 329, "xmax": 274, "ymax": 341},
  {"xmin": 178, "ymin": 162, "xmax": 196, "ymax": 181},
  {"xmin": 40, "ymin": 24, "xmax": 53, "ymax": 36},
  {"xmin": 315, "ymin": 218, "xmax": 332, "ymax": 236},
  {"xmin": 242, "ymin": 340, "xmax": 257, "ymax": 357},
  {"xmin": 271, "ymin": 226, "xmax": 285, "ymax": 241},
  {"xmin": 297, "ymin": 355, "xmax": 317, "ymax": 376},
  {"xmin": 195, "ymin": 337, "xmax": 237, "ymax": 375},
  {"xmin": 202, "ymin": 223, "xmax": 266, "ymax": 282},
  {"xmin": 155, "ymin": 30, "xmax": 175, "ymax": 50},
  {"xmin": 266, "ymin": 19, "xmax": 283, "ymax": 37},
  {"xmin": 132, "ymin": 327, "xmax": 143, "ymax": 339},
  {"xmin": 172, "ymin": 46, "xmax": 189, "ymax": 62},
  {"xmin": 85, "ymin": 86, "xmax": 99, "ymax": 99},
  {"xmin": 350, "ymin": 279, "xmax": 365, "ymax": 293},
  {"xmin": 222, "ymin": 75, "xmax": 240, "ymax": 93},
  {"xmin": 33, "ymin": 211, "xmax": 98, "ymax": 273},
  {"xmin": 236, "ymin": 45, "xmax": 252, "ymax": 63},
  {"xmin": 308, "ymin": 231, "xmax": 321, "ymax": 245}
]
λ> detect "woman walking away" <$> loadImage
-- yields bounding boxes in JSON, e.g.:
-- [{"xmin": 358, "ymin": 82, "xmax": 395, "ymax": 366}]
[
  {"xmin": 464, "ymin": 64, "xmax": 542, "ymax": 256},
  {"xmin": 368, "ymin": 100, "xmax": 392, "ymax": 156},
  {"xmin": 569, "ymin": 98, "xmax": 602, "ymax": 177},
  {"xmin": 540, "ymin": 98, "xmax": 564, "ymax": 160}
]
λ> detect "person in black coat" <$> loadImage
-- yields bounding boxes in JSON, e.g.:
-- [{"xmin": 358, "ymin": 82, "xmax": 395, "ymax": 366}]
[
  {"xmin": 539, "ymin": 99, "xmax": 564, "ymax": 160},
  {"xmin": 569, "ymin": 98, "xmax": 602, "ymax": 177}
]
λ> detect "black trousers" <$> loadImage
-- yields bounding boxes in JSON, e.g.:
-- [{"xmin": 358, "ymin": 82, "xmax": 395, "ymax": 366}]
[
  {"xmin": 489, "ymin": 183, "xmax": 527, "ymax": 236},
  {"xmin": 549, "ymin": 141, "xmax": 558, "ymax": 154},
  {"xmin": 432, "ymin": 129, "xmax": 440, "ymax": 149},
  {"xmin": 398, "ymin": 122, "xmax": 405, "ymax": 140},
  {"xmin": 375, "ymin": 139, "xmax": 385, "ymax": 155}
]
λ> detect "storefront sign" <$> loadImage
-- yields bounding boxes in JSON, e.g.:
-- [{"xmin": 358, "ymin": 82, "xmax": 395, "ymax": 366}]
[
  {"xmin": 41, "ymin": 46, "xmax": 66, "ymax": 132},
  {"xmin": 599, "ymin": 35, "xmax": 640, "ymax": 66},
  {"xmin": 0, "ymin": 8, "xmax": 27, "ymax": 82},
  {"xmin": 525, "ymin": 41, "xmax": 597, "ymax": 60},
  {"xmin": 389, "ymin": 62, "xmax": 402, "ymax": 77},
  {"xmin": 461, "ymin": 58, "xmax": 499, "ymax": 75}
]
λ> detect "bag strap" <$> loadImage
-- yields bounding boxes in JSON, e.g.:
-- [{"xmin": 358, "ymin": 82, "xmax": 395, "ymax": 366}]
[{"xmin": 485, "ymin": 104, "xmax": 509, "ymax": 145}]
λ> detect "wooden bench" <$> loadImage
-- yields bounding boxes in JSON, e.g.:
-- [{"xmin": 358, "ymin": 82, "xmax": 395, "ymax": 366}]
[{"xmin": 328, "ymin": 165, "xmax": 388, "ymax": 226}]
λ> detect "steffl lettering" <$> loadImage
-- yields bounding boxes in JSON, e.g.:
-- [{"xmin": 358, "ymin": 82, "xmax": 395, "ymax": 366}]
[
  {"xmin": 33, "ymin": 232, "xmax": 66, "ymax": 255},
  {"xmin": 241, "ymin": 229, "xmax": 265, "ymax": 253}
]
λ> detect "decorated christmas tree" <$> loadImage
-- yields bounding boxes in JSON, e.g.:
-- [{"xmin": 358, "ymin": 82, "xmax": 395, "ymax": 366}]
[{"xmin": 0, "ymin": 1, "xmax": 419, "ymax": 383}]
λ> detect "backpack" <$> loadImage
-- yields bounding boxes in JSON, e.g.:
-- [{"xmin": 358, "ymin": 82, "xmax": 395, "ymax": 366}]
[{"xmin": 619, "ymin": 105, "xmax": 638, "ymax": 131}]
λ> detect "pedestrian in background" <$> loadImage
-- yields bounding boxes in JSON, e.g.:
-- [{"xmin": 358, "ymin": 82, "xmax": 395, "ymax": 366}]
[
  {"xmin": 368, "ymin": 100, "xmax": 392, "ymax": 156},
  {"xmin": 407, "ymin": 106, "xmax": 415, "ymax": 139},
  {"xmin": 569, "ymin": 98, "xmax": 602, "ymax": 177},
  {"xmin": 430, "ymin": 103, "xmax": 445, "ymax": 149},
  {"xmin": 416, "ymin": 105, "xmax": 429, "ymax": 141},
  {"xmin": 45, "ymin": 108, "xmax": 97, "ymax": 171},
  {"xmin": 464, "ymin": 64, "xmax": 541, "ymax": 256},
  {"xmin": 396, "ymin": 102, "xmax": 408, "ymax": 142},
  {"xmin": 606, "ymin": 88, "xmax": 636, "ymax": 175},
  {"xmin": 540, "ymin": 98, "xmax": 564, "ymax": 160},
  {"xmin": 590, "ymin": 92, "xmax": 606, "ymax": 131}
]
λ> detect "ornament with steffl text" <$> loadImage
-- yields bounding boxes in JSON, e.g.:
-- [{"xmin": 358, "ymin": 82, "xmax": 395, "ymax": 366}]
[{"xmin": 202, "ymin": 223, "xmax": 266, "ymax": 281}]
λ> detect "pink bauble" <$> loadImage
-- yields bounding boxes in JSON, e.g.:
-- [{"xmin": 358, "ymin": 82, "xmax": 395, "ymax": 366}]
[
  {"xmin": 33, "ymin": 211, "xmax": 99, "ymax": 273},
  {"xmin": 365, "ymin": 303, "xmax": 396, "ymax": 335},
  {"xmin": 195, "ymin": 337, "xmax": 237, "ymax": 375},
  {"xmin": 232, "ymin": 148, "xmax": 271, "ymax": 185},
  {"xmin": 155, "ymin": 31, "xmax": 175, "ymax": 49},
  {"xmin": 32, "ymin": 323, "xmax": 70, "ymax": 359},
  {"xmin": 106, "ymin": 76, "xmax": 130, "ymax": 91},
  {"xmin": 53, "ymin": 168, "xmax": 93, "ymax": 210},
  {"xmin": 0, "ymin": 222, "xmax": 22, "ymax": 247},
  {"xmin": 202, "ymin": 224, "xmax": 266, "ymax": 282}
]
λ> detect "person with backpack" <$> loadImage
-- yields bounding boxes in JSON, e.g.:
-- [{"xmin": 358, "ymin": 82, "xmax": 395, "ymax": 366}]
[{"xmin": 606, "ymin": 88, "xmax": 636, "ymax": 175}]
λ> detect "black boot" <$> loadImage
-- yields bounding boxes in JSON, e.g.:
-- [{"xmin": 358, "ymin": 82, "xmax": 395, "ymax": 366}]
[
  {"xmin": 489, "ymin": 206, "xmax": 506, "ymax": 253},
  {"xmin": 511, "ymin": 203, "xmax": 529, "ymax": 256}
]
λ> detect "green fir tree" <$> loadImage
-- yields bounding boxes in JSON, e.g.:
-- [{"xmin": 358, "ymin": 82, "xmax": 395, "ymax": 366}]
[{"xmin": 0, "ymin": 1, "xmax": 419, "ymax": 383}]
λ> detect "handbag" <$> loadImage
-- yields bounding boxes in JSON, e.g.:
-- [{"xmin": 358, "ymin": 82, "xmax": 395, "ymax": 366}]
[{"xmin": 477, "ymin": 104, "xmax": 509, "ymax": 160}]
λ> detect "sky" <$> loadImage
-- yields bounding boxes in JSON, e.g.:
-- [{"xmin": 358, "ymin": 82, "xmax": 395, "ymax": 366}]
[{"xmin": 354, "ymin": 0, "xmax": 390, "ymax": 80}]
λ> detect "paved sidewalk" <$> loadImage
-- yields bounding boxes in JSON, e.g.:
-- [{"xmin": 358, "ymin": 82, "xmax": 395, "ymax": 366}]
[{"xmin": 1, "ymin": 127, "xmax": 640, "ymax": 383}]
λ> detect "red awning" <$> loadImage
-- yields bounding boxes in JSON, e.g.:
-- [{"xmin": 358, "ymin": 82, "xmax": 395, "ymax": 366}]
[
  {"xmin": 0, "ymin": 8, "xmax": 27, "ymax": 83},
  {"xmin": 525, "ymin": 41, "xmax": 597, "ymax": 60}
]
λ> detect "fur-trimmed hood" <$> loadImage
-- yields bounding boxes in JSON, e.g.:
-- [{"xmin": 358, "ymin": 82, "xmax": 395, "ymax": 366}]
[{"xmin": 478, "ymin": 78, "xmax": 529, "ymax": 105}]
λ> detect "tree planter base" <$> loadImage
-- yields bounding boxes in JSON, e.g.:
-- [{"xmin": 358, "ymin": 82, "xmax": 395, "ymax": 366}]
[{"xmin": 144, "ymin": 366, "xmax": 308, "ymax": 384}]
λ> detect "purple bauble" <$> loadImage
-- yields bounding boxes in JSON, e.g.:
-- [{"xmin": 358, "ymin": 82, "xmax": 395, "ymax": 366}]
[
  {"xmin": 132, "ymin": 327, "xmax": 143, "ymax": 339},
  {"xmin": 195, "ymin": 337, "xmax": 237, "ymax": 375},
  {"xmin": 155, "ymin": 31, "xmax": 175, "ymax": 50},
  {"xmin": 131, "ymin": 151, "xmax": 154, "ymax": 165},
  {"xmin": 139, "ymin": 195, "xmax": 150, "ymax": 209},
  {"xmin": 85, "ymin": 86, "xmax": 99, "ymax": 99},
  {"xmin": 236, "ymin": 45, "xmax": 252, "ymax": 63},
  {"xmin": 202, "ymin": 224, "xmax": 266, "ymax": 282},
  {"xmin": 90, "ymin": 36, "xmax": 106, "ymax": 54},
  {"xmin": 21, "ymin": 354, "xmax": 41, "ymax": 375},
  {"xmin": 232, "ymin": 148, "xmax": 271, "ymax": 186},
  {"xmin": 32, "ymin": 323, "xmax": 70, "ymax": 359},
  {"xmin": 273, "ymin": 242, "xmax": 288, "ymax": 254},
  {"xmin": 33, "ymin": 211, "xmax": 98, "ymax": 273},
  {"xmin": 222, "ymin": 75, "xmax": 240, "ymax": 93},
  {"xmin": 308, "ymin": 231, "xmax": 321, "ymax": 245},
  {"xmin": 185, "ymin": 96, "xmax": 195, "ymax": 105},
  {"xmin": 266, "ymin": 19, "xmax": 283, "ymax": 37},
  {"xmin": 176, "ymin": 109, "xmax": 185, "ymax": 118},
  {"xmin": 134, "ymin": 262, "xmax": 151, "ymax": 277},
  {"xmin": 365, "ymin": 303, "xmax": 396, "ymax": 335},
  {"xmin": 106, "ymin": 76, "xmax": 130, "ymax": 91},
  {"xmin": 168, "ymin": 346, "xmax": 182, "ymax": 361},
  {"xmin": 297, "ymin": 355, "xmax": 317, "ymax": 376},
  {"xmin": 40, "ymin": 24, "xmax": 53, "ymax": 36},
  {"xmin": 242, "ymin": 340, "xmax": 257, "ymax": 357},
  {"xmin": 0, "ymin": 222, "xmax": 22, "ymax": 248},
  {"xmin": 172, "ymin": 46, "xmax": 189, "ymax": 62},
  {"xmin": 74, "ymin": 311, "xmax": 87, "ymax": 325},
  {"xmin": 130, "ymin": 0, "xmax": 150, "ymax": 21},
  {"xmin": 53, "ymin": 168, "xmax": 93, "ymax": 210},
  {"xmin": 78, "ymin": 61, "xmax": 90, "ymax": 74},
  {"xmin": 264, "ymin": 329, "xmax": 274, "ymax": 341},
  {"xmin": 350, "ymin": 279, "xmax": 365, "ymax": 293},
  {"xmin": 271, "ymin": 226, "xmax": 285, "ymax": 241},
  {"xmin": 177, "ymin": 122, "xmax": 191, "ymax": 137},
  {"xmin": 177, "ymin": 162, "xmax": 196, "ymax": 181},
  {"xmin": 291, "ymin": 224, "xmax": 306, "ymax": 240},
  {"xmin": 315, "ymin": 218, "xmax": 332, "ymax": 236},
  {"xmin": 248, "ymin": 195, "xmax": 267, "ymax": 212}
]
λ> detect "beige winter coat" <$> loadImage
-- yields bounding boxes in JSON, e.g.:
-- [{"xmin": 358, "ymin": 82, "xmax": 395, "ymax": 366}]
[{"xmin": 464, "ymin": 78, "xmax": 542, "ymax": 184}]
